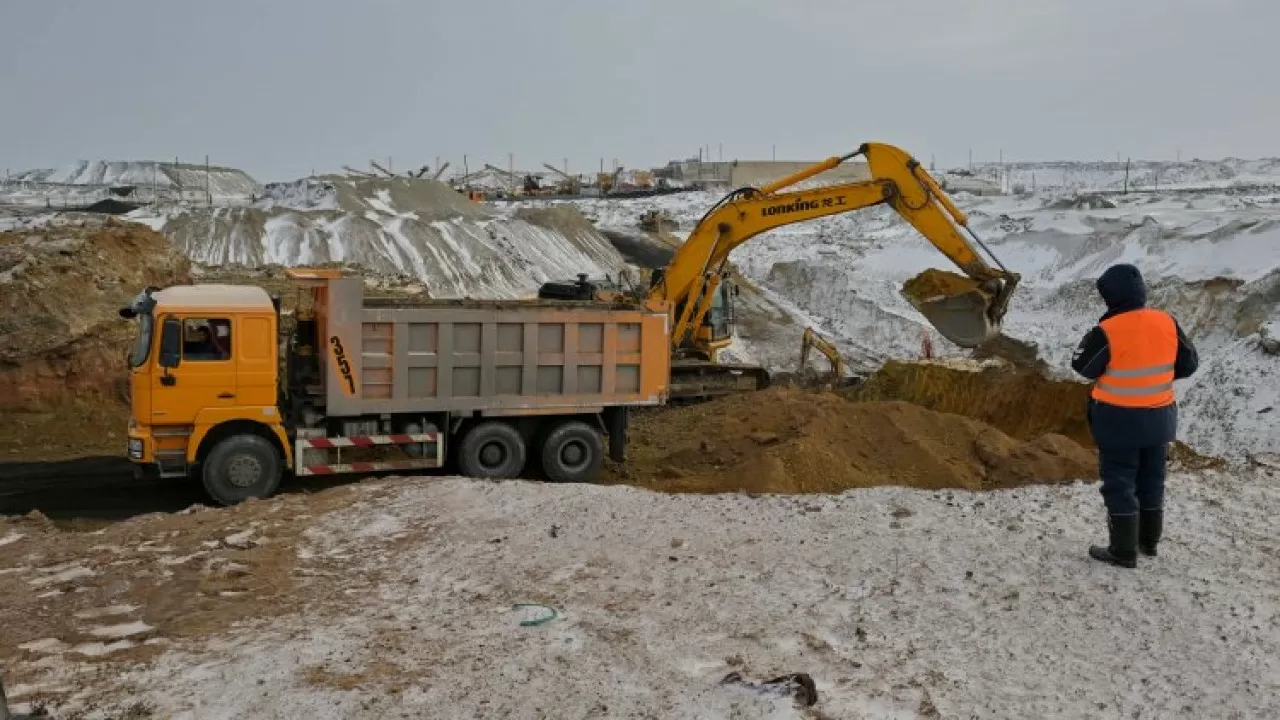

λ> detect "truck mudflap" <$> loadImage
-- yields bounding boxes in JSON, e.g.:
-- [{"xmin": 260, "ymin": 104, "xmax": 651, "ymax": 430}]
[
  {"xmin": 294, "ymin": 432, "xmax": 444, "ymax": 477},
  {"xmin": 669, "ymin": 360, "xmax": 771, "ymax": 402}
]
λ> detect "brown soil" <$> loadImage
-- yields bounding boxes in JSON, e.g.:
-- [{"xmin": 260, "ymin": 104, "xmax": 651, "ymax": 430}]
[
  {"xmin": 972, "ymin": 333, "xmax": 1048, "ymax": 372},
  {"xmin": 604, "ymin": 387, "xmax": 1096, "ymax": 494},
  {"xmin": 0, "ymin": 480, "xmax": 405, "ymax": 678},
  {"xmin": 902, "ymin": 268, "xmax": 982, "ymax": 301},
  {"xmin": 0, "ymin": 216, "xmax": 191, "ymax": 413}
]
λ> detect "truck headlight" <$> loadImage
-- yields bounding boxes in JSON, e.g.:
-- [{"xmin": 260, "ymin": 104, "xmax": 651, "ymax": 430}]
[{"xmin": 128, "ymin": 438, "xmax": 144, "ymax": 459}]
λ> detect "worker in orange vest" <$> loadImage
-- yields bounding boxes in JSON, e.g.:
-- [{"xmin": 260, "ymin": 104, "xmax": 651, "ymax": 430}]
[{"xmin": 1071, "ymin": 264, "xmax": 1198, "ymax": 568}]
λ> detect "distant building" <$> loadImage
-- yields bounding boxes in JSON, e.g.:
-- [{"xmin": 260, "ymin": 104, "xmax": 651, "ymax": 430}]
[
  {"xmin": 936, "ymin": 172, "xmax": 1003, "ymax": 196},
  {"xmin": 654, "ymin": 158, "xmax": 870, "ymax": 189}
]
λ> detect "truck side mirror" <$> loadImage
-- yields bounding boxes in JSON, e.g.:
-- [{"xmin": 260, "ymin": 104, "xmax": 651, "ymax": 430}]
[{"xmin": 159, "ymin": 319, "xmax": 182, "ymax": 369}]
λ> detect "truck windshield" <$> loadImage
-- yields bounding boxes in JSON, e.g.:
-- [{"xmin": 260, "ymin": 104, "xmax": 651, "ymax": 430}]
[{"xmin": 128, "ymin": 312, "xmax": 154, "ymax": 368}]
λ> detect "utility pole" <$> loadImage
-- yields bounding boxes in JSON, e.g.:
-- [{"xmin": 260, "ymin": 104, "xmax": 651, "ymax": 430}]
[
  {"xmin": 1, "ymin": 673, "xmax": 13, "ymax": 720},
  {"xmin": 1124, "ymin": 157, "xmax": 1131, "ymax": 194},
  {"xmin": 205, "ymin": 154, "xmax": 211, "ymax": 205},
  {"xmin": 968, "ymin": 148, "xmax": 972, "ymax": 171},
  {"xmin": 772, "ymin": 144, "xmax": 776, "ymax": 162}
]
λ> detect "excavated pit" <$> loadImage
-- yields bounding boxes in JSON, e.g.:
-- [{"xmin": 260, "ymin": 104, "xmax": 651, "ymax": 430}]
[
  {"xmin": 845, "ymin": 359, "xmax": 1093, "ymax": 446},
  {"xmin": 842, "ymin": 359, "xmax": 1222, "ymax": 470}
]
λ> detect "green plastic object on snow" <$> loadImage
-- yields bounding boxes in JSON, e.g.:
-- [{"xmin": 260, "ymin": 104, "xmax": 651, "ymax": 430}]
[{"xmin": 514, "ymin": 603, "xmax": 558, "ymax": 626}]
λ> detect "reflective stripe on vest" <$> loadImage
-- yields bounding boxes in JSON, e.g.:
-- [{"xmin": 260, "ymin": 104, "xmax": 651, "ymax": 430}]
[{"xmin": 1091, "ymin": 308, "xmax": 1177, "ymax": 408}]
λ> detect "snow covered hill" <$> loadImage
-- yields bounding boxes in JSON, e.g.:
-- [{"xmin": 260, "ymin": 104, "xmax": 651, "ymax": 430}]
[
  {"xmin": 128, "ymin": 176, "xmax": 628, "ymax": 299},
  {"xmin": 5, "ymin": 160, "xmax": 261, "ymax": 202}
]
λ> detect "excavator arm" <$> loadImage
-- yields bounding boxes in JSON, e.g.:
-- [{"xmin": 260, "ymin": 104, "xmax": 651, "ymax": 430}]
[
  {"xmin": 645, "ymin": 142, "xmax": 1020, "ymax": 350},
  {"xmin": 799, "ymin": 327, "xmax": 846, "ymax": 382}
]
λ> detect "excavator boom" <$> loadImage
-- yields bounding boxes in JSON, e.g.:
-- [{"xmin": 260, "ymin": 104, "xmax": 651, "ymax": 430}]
[
  {"xmin": 646, "ymin": 142, "xmax": 1019, "ymax": 351},
  {"xmin": 799, "ymin": 327, "xmax": 847, "ymax": 385}
]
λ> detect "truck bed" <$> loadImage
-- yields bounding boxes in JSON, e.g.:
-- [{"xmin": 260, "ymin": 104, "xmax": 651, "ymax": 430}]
[{"xmin": 319, "ymin": 278, "xmax": 671, "ymax": 416}]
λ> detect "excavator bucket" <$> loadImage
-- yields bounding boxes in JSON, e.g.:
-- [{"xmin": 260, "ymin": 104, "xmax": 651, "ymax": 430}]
[{"xmin": 901, "ymin": 269, "xmax": 1004, "ymax": 348}]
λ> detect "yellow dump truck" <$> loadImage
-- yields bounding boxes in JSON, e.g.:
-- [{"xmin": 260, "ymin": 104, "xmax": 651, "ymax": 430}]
[{"xmin": 120, "ymin": 269, "xmax": 670, "ymax": 505}]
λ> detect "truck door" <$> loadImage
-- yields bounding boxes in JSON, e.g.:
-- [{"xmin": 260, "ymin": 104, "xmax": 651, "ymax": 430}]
[{"xmin": 150, "ymin": 315, "xmax": 240, "ymax": 427}]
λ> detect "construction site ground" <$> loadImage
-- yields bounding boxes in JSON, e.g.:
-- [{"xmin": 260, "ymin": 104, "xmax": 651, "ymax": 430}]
[
  {"xmin": 3, "ymin": 356, "xmax": 1273, "ymax": 718},
  {"xmin": 3, "ymin": 184, "xmax": 1278, "ymax": 717}
]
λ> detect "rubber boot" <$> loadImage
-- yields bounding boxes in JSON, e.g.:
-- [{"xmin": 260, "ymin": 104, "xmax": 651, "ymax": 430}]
[
  {"xmin": 1089, "ymin": 514, "xmax": 1138, "ymax": 569},
  {"xmin": 1138, "ymin": 508, "xmax": 1162, "ymax": 557}
]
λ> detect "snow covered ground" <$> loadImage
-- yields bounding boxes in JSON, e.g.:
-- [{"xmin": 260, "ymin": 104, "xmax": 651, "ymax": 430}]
[
  {"xmin": 1, "ymin": 160, "xmax": 261, "ymax": 205},
  {"xmin": 508, "ymin": 175, "xmax": 1280, "ymax": 461},
  {"xmin": 6, "ymin": 471, "xmax": 1278, "ymax": 719}
]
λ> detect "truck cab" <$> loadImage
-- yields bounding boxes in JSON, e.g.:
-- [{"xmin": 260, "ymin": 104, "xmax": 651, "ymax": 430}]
[{"xmin": 122, "ymin": 285, "xmax": 293, "ymax": 504}]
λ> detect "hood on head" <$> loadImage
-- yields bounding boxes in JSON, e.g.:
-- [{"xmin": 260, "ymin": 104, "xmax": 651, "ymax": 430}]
[{"xmin": 1096, "ymin": 263, "xmax": 1147, "ymax": 312}]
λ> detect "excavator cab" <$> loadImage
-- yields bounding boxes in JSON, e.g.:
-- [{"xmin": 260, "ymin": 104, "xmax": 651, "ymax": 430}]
[{"xmin": 702, "ymin": 280, "xmax": 735, "ymax": 346}]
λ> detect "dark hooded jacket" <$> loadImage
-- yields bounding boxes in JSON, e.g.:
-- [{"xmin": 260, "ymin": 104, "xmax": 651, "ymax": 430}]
[{"xmin": 1071, "ymin": 264, "xmax": 1199, "ymax": 449}]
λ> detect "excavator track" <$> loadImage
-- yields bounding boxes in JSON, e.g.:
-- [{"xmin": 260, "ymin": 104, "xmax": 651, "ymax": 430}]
[{"xmin": 669, "ymin": 359, "xmax": 771, "ymax": 403}]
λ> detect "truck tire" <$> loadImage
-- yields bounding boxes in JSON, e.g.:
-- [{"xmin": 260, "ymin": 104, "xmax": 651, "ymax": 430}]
[
  {"xmin": 457, "ymin": 422, "xmax": 526, "ymax": 479},
  {"xmin": 202, "ymin": 434, "xmax": 283, "ymax": 506},
  {"xmin": 540, "ymin": 421, "xmax": 604, "ymax": 483}
]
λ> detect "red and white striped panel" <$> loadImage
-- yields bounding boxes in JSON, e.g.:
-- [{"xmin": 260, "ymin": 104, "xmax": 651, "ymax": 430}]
[
  {"xmin": 297, "ymin": 458, "xmax": 443, "ymax": 477},
  {"xmin": 298, "ymin": 433, "xmax": 438, "ymax": 449}
]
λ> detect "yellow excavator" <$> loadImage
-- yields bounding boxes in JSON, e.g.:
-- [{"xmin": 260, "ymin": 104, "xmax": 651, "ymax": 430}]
[
  {"xmin": 798, "ymin": 327, "xmax": 849, "ymax": 388},
  {"xmin": 540, "ymin": 141, "xmax": 1020, "ymax": 400}
]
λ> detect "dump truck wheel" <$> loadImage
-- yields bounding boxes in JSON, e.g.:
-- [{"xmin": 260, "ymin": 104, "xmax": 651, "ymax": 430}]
[
  {"xmin": 202, "ymin": 434, "xmax": 282, "ymax": 506},
  {"xmin": 458, "ymin": 422, "xmax": 526, "ymax": 479},
  {"xmin": 540, "ymin": 421, "xmax": 603, "ymax": 483}
]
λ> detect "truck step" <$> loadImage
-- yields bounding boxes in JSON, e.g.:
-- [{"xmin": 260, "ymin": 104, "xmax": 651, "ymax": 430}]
[{"xmin": 295, "ymin": 433, "xmax": 444, "ymax": 477}]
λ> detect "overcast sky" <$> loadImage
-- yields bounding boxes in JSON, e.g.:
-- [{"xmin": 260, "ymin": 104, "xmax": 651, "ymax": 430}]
[{"xmin": 1, "ymin": 0, "xmax": 1274, "ymax": 182}]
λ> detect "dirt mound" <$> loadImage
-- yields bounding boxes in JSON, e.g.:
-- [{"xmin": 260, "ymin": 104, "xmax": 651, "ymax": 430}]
[
  {"xmin": 0, "ymin": 216, "xmax": 190, "ymax": 413},
  {"xmin": 606, "ymin": 387, "xmax": 1095, "ymax": 494},
  {"xmin": 902, "ymin": 268, "xmax": 982, "ymax": 301}
]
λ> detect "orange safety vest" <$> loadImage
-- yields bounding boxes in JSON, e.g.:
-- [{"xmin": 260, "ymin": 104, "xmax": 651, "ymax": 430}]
[{"xmin": 1091, "ymin": 308, "xmax": 1178, "ymax": 408}]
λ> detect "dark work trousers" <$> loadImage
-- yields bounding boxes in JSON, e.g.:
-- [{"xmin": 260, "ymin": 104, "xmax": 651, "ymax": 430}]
[{"xmin": 1098, "ymin": 444, "xmax": 1168, "ymax": 516}]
